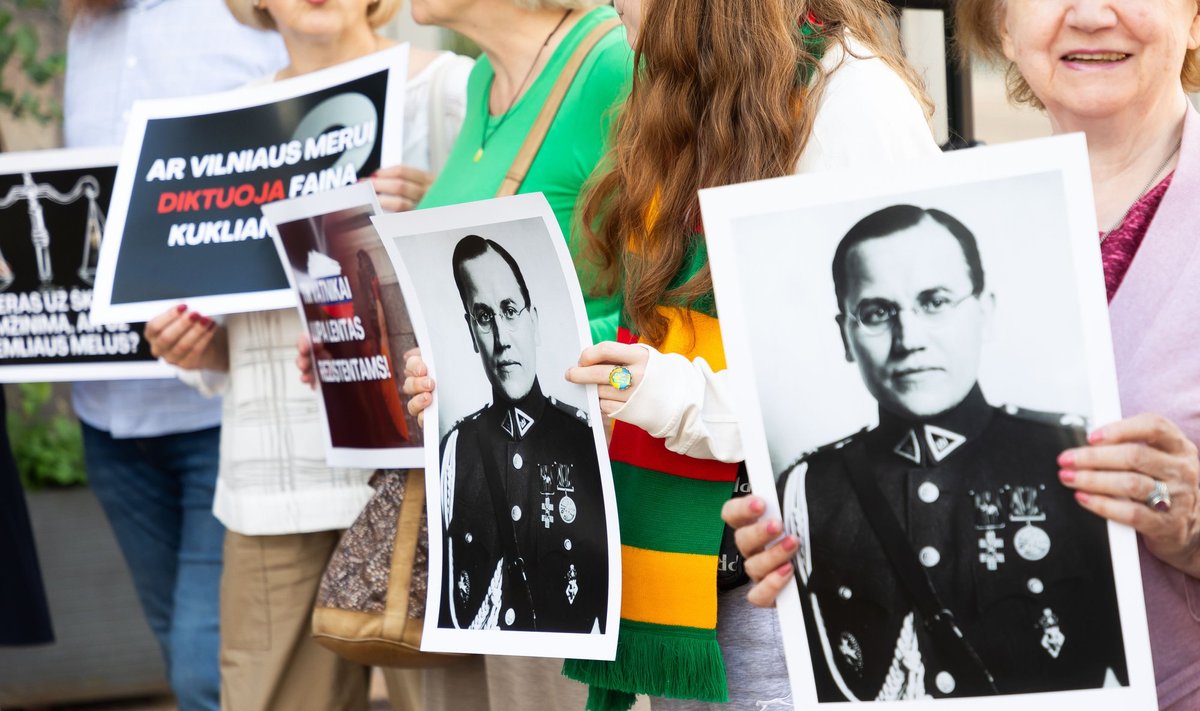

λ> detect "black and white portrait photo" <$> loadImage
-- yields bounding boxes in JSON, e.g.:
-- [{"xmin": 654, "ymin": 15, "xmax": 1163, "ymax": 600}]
[
  {"xmin": 373, "ymin": 194, "xmax": 618, "ymax": 660},
  {"xmin": 702, "ymin": 136, "xmax": 1156, "ymax": 710}
]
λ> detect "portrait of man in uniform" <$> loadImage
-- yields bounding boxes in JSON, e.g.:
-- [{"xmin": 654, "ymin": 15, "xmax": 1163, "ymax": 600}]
[
  {"xmin": 777, "ymin": 204, "xmax": 1128, "ymax": 701},
  {"xmin": 437, "ymin": 234, "xmax": 607, "ymax": 635}
]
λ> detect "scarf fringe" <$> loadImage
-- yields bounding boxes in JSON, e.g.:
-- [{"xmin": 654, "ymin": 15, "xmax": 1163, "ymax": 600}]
[
  {"xmin": 563, "ymin": 623, "xmax": 728, "ymax": 705},
  {"xmin": 584, "ymin": 687, "xmax": 638, "ymax": 711}
]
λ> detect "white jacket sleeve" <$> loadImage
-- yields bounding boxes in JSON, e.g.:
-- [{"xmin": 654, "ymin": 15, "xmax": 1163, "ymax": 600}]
[
  {"xmin": 609, "ymin": 39, "xmax": 937, "ymax": 465},
  {"xmin": 609, "ymin": 345, "xmax": 744, "ymax": 463}
]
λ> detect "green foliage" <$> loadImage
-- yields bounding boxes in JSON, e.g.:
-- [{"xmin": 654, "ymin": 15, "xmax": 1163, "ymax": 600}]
[
  {"xmin": 0, "ymin": 0, "xmax": 66, "ymax": 125},
  {"xmin": 8, "ymin": 382, "xmax": 86, "ymax": 490}
]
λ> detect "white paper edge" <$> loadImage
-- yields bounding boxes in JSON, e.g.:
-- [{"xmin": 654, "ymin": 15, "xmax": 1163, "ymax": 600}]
[
  {"xmin": 699, "ymin": 133, "xmax": 1155, "ymax": 711},
  {"xmin": 90, "ymin": 45, "xmax": 409, "ymax": 324},
  {"xmin": 372, "ymin": 193, "xmax": 621, "ymax": 660},
  {"xmin": 0, "ymin": 361, "xmax": 172, "ymax": 383},
  {"xmin": 262, "ymin": 182, "xmax": 423, "ymax": 470}
]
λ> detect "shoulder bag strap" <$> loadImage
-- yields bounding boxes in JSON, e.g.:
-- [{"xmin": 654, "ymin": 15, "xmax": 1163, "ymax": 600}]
[
  {"xmin": 841, "ymin": 441, "xmax": 998, "ymax": 695},
  {"xmin": 495, "ymin": 17, "xmax": 621, "ymax": 198},
  {"xmin": 426, "ymin": 55, "xmax": 453, "ymax": 174}
]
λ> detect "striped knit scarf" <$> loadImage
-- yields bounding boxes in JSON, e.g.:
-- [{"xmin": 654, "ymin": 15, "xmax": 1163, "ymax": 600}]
[{"xmin": 563, "ymin": 238, "xmax": 737, "ymax": 710}]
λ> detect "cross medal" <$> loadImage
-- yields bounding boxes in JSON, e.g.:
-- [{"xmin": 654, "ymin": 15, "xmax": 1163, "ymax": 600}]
[{"xmin": 971, "ymin": 489, "xmax": 1006, "ymax": 571}]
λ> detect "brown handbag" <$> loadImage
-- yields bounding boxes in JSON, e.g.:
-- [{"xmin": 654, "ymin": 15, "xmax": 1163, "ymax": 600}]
[
  {"xmin": 310, "ymin": 16, "xmax": 621, "ymax": 668},
  {"xmin": 311, "ymin": 469, "xmax": 459, "ymax": 667}
]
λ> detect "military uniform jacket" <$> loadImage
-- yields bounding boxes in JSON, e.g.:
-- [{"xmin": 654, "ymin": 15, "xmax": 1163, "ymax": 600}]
[
  {"xmin": 779, "ymin": 386, "xmax": 1127, "ymax": 701},
  {"xmin": 438, "ymin": 381, "xmax": 607, "ymax": 633}
]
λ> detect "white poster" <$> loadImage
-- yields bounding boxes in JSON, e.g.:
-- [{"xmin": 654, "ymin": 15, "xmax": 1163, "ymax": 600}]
[
  {"xmin": 0, "ymin": 148, "xmax": 170, "ymax": 382},
  {"xmin": 701, "ymin": 135, "xmax": 1155, "ymax": 710},
  {"xmin": 373, "ymin": 193, "xmax": 619, "ymax": 660}
]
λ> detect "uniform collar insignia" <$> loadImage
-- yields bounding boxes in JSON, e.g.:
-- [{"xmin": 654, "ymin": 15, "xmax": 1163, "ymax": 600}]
[
  {"xmin": 894, "ymin": 429, "xmax": 921, "ymax": 464},
  {"xmin": 924, "ymin": 425, "xmax": 965, "ymax": 462},
  {"xmin": 879, "ymin": 384, "xmax": 991, "ymax": 466},
  {"xmin": 502, "ymin": 407, "xmax": 535, "ymax": 440},
  {"xmin": 492, "ymin": 379, "xmax": 546, "ymax": 441},
  {"xmin": 891, "ymin": 425, "xmax": 965, "ymax": 465}
]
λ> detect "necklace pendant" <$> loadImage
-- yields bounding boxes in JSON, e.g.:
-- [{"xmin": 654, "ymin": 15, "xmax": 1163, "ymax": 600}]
[{"xmin": 473, "ymin": 148, "xmax": 484, "ymax": 163}]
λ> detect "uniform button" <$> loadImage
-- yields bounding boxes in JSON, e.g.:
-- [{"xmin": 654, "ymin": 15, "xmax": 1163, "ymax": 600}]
[
  {"xmin": 918, "ymin": 482, "xmax": 940, "ymax": 503},
  {"xmin": 504, "ymin": 608, "xmax": 515, "ymax": 626},
  {"xmin": 837, "ymin": 586, "xmax": 852, "ymax": 600},
  {"xmin": 1027, "ymin": 577, "xmax": 1044, "ymax": 594},
  {"xmin": 564, "ymin": 538, "xmax": 572, "ymax": 551},
  {"xmin": 935, "ymin": 671, "xmax": 956, "ymax": 694},
  {"xmin": 464, "ymin": 532, "xmax": 473, "ymax": 543},
  {"xmin": 919, "ymin": 546, "xmax": 941, "ymax": 567},
  {"xmin": 511, "ymin": 505, "xmax": 522, "ymax": 521},
  {"xmin": 512, "ymin": 453, "xmax": 523, "ymax": 469}
]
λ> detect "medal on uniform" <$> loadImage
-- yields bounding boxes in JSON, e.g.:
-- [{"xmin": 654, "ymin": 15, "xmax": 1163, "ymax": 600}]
[
  {"xmin": 565, "ymin": 564, "xmax": 579, "ymax": 605},
  {"xmin": 556, "ymin": 463, "xmax": 577, "ymax": 524},
  {"xmin": 1010, "ymin": 485, "xmax": 1052, "ymax": 562},
  {"xmin": 978, "ymin": 530, "xmax": 1005, "ymax": 571},
  {"xmin": 539, "ymin": 465, "xmax": 555, "ymax": 529},
  {"xmin": 971, "ymin": 489, "xmax": 1006, "ymax": 571},
  {"xmin": 1038, "ymin": 607, "xmax": 1065, "ymax": 658},
  {"xmin": 457, "ymin": 570, "xmax": 471, "ymax": 605},
  {"xmin": 838, "ymin": 632, "xmax": 865, "ymax": 676}
]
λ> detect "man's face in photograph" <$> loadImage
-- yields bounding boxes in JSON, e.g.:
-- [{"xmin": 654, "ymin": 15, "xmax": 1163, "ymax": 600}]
[
  {"xmin": 460, "ymin": 247, "xmax": 540, "ymax": 403},
  {"xmin": 838, "ymin": 219, "xmax": 992, "ymax": 420}
]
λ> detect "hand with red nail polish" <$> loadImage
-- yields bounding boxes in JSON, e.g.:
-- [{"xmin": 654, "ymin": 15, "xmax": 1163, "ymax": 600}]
[
  {"xmin": 144, "ymin": 305, "xmax": 228, "ymax": 371},
  {"xmin": 1062, "ymin": 413, "xmax": 1200, "ymax": 578},
  {"xmin": 720, "ymin": 495, "xmax": 797, "ymax": 607}
]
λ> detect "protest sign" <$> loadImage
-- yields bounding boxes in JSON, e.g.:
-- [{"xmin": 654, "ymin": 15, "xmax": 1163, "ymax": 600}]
[
  {"xmin": 373, "ymin": 194, "xmax": 619, "ymax": 660},
  {"xmin": 263, "ymin": 183, "xmax": 422, "ymax": 468},
  {"xmin": 90, "ymin": 46, "xmax": 406, "ymax": 324},
  {"xmin": 0, "ymin": 148, "xmax": 170, "ymax": 382},
  {"xmin": 701, "ymin": 135, "xmax": 1155, "ymax": 710}
]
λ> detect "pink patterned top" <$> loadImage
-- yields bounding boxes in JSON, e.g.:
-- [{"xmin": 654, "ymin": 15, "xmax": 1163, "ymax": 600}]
[{"xmin": 1100, "ymin": 172, "xmax": 1174, "ymax": 301}]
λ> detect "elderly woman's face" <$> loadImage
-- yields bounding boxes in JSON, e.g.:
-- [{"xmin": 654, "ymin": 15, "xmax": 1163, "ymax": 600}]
[{"xmin": 1001, "ymin": 0, "xmax": 1200, "ymax": 121}]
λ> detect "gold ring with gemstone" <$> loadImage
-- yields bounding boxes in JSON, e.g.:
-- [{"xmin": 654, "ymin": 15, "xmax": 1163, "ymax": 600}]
[{"xmin": 608, "ymin": 365, "xmax": 633, "ymax": 391}]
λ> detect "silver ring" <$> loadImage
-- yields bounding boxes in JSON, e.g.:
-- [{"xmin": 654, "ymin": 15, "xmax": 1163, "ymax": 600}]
[{"xmin": 1146, "ymin": 480, "xmax": 1172, "ymax": 513}]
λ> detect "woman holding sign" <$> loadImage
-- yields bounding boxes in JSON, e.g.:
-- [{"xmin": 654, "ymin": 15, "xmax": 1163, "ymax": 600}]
[
  {"xmin": 401, "ymin": 0, "xmax": 937, "ymax": 708},
  {"xmin": 731, "ymin": 1, "xmax": 1200, "ymax": 708},
  {"xmin": 143, "ymin": 0, "xmax": 471, "ymax": 708}
]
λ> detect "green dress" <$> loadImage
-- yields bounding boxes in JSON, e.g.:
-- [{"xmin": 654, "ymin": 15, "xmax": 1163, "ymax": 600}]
[{"xmin": 418, "ymin": 6, "xmax": 631, "ymax": 344}]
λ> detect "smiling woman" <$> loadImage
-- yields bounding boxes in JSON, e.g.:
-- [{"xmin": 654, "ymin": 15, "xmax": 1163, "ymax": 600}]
[{"xmin": 951, "ymin": 2, "xmax": 1200, "ymax": 708}]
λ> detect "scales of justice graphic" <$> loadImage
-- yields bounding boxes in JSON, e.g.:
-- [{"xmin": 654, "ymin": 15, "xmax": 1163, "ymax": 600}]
[{"xmin": 0, "ymin": 172, "xmax": 107, "ymax": 291}]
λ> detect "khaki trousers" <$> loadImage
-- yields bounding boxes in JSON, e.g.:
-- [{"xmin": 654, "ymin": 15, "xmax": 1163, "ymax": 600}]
[
  {"xmin": 422, "ymin": 656, "xmax": 589, "ymax": 711},
  {"xmin": 219, "ymin": 530, "xmax": 422, "ymax": 711}
]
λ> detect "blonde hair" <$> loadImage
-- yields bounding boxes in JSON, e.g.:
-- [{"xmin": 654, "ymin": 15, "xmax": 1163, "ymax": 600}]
[
  {"xmin": 226, "ymin": 0, "xmax": 401, "ymax": 32},
  {"xmin": 956, "ymin": 0, "xmax": 1200, "ymax": 108}
]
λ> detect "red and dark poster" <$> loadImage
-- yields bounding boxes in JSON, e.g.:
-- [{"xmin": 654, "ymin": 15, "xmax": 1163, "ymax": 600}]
[{"xmin": 264, "ymin": 182, "xmax": 421, "ymax": 468}]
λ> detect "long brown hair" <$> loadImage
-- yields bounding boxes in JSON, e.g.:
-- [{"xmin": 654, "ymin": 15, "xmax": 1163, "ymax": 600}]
[{"xmin": 581, "ymin": 0, "xmax": 928, "ymax": 345}]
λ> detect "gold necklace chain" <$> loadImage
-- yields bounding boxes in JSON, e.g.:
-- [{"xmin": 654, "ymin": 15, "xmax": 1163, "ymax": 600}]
[
  {"xmin": 473, "ymin": 9, "xmax": 572, "ymax": 163},
  {"xmin": 1099, "ymin": 139, "xmax": 1181, "ymax": 245}
]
